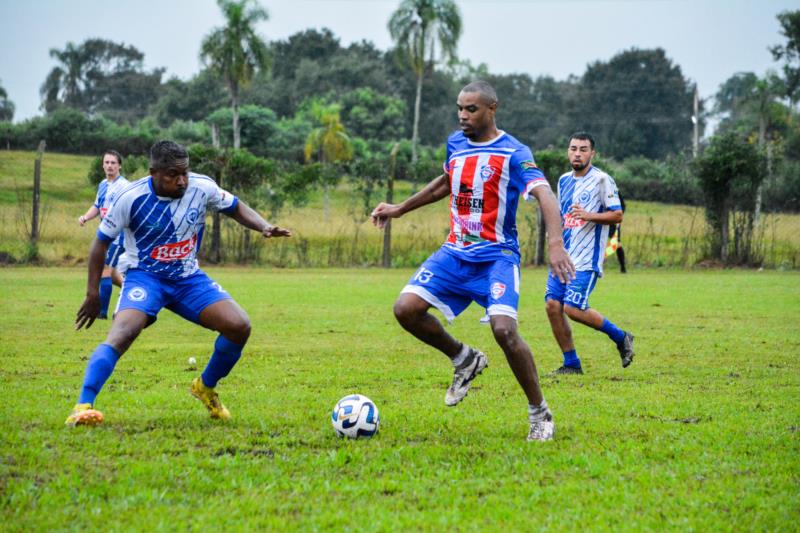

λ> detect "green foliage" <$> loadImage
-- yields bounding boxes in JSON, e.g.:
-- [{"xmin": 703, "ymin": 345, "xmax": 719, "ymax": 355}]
[
  {"xmin": 304, "ymin": 102, "xmax": 353, "ymax": 165},
  {"xmin": 770, "ymin": 9, "xmax": 800, "ymax": 102},
  {"xmin": 577, "ymin": 48, "xmax": 695, "ymax": 160},
  {"xmin": 693, "ymin": 132, "xmax": 767, "ymax": 264},
  {"xmin": 41, "ymin": 38, "xmax": 163, "ymax": 122},
  {"xmin": 339, "ymin": 87, "xmax": 407, "ymax": 141},
  {"xmin": 532, "ymin": 149, "xmax": 569, "ymax": 188},
  {"xmin": 0, "ymin": 79, "xmax": 14, "ymax": 122},
  {"xmin": 208, "ymin": 104, "xmax": 278, "ymax": 153},
  {"xmin": 153, "ymin": 70, "xmax": 228, "ymax": 126}
]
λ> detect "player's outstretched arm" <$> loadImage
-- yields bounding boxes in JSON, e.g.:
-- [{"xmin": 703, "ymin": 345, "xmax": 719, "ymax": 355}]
[
  {"xmin": 76, "ymin": 238, "xmax": 110, "ymax": 330},
  {"xmin": 229, "ymin": 200, "xmax": 292, "ymax": 238},
  {"xmin": 371, "ymin": 173, "xmax": 450, "ymax": 229},
  {"xmin": 78, "ymin": 206, "xmax": 100, "ymax": 226},
  {"xmin": 533, "ymin": 186, "xmax": 576, "ymax": 283}
]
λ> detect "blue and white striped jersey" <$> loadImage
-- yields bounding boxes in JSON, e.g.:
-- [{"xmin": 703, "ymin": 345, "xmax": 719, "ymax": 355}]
[
  {"xmin": 97, "ymin": 173, "xmax": 238, "ymax": 279},
  {"xmin": 557, "ymin": 166, "xmax": 622, "ymax": 274},
  {"xmin": 94, "ymin": 176, "xmax": 130, "ymax": 219}
]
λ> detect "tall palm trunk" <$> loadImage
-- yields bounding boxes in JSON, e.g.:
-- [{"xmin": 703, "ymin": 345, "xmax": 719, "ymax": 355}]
[
  {"xmin": 411, "ymin": 70, "xmax": 423, "ymax": 164},
  {"xmin": 231, "ymin": 82, "xmax": 241, "ymax": 149}
]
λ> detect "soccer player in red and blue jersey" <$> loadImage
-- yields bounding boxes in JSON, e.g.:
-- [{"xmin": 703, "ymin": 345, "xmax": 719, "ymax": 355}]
[
  {"xmin": 544, "ymin": 132, "xmax": 635, "ymax": 375},
  {"xmin": 66, "ymin": 140, "xmax": 291, "ymax": 427},
  {"xmin": 78, "ymin": 150, "xmax": 130, "ymax": 319},
  {"xmin": 372, "ymin": 81, "xmax": 575, "ymax": 441}
]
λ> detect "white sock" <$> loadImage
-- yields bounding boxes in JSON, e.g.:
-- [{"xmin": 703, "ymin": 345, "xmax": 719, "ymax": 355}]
[
  {"xmin": 528, "ymin": 399, "xmax": 551, "ymax": 422},
  {"xmin": 451, "ymin": 343, "xmax": 471, "ymax": 367}
]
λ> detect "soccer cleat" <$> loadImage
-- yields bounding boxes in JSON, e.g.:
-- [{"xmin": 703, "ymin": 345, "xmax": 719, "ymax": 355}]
[
  {"xmin": 65, "ymin": 403, "xmax": 104, "ymax": 427},
  {"xmin": 527, "ymin": 413, "xmax": 555, "ymax": 441},
  {"xmin": 190, "ymin": 377, "xmax": 231, "ymax": 420},
  {"xmin": 617, "ymin": 332, "xmax": 635, "ymax": 368},
  {"xmin": 548, "ymin": 365, "xmax": 584, "ymax": 376},
  {"xmin": 445, "ymin": 348, "xmax": 488, "ymax": 406}
]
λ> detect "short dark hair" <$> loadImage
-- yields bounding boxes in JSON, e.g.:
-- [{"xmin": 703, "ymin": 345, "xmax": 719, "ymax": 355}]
[
  {"xmin": 149, "ymin": 140, "xmax": 189, "ymax": 170},
  {"xmin": 103, "ymin": 149, "xmax": 122, "ymax": 164},
  {"xmin": 569, "ymin": 131, "xmax": 595, "ymax": 149},
  {"xmin": 461, "ymin": 80, "xmax": 498, "ymax": 105}
]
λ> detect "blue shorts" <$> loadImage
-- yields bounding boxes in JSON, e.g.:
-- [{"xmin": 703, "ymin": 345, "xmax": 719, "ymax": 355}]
[
  {"xmin": 544, "ymin": 270, "xmax": 599, "ymax": 311},
  {"xmin": 105, "ymin": 236, "xmax": 124, "ymax": 268},
  {"xmin": 115, "ymin": 268, "xmax": 232, "ymax": 324},
  {"xmin": 401, "ymin": 249, "xmax": 520, "ymax": 323}
]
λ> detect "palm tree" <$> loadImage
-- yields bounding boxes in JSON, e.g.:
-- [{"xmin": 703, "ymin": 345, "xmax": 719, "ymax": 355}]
[
  {"xmin": 304, "ymin": 102, "xmax": 353, "ymax": 222},
  {"xmin": 40, "ymin": 42, "xmax": 88, "ymax": 112},
  {"xmin": 0, "ymin": 81, "xmax": 14, "ymax": 122},
  {"xmin": 389, "ymin": 0, "xmax": 461, "ymax": 162},
  {"xmin": 201, "ymin": 0, "xmax": 269, "ymax": 149}
]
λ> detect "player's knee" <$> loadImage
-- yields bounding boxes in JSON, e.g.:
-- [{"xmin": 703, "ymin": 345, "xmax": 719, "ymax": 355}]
[
  {"xmin": 491, "ymin": 321, "xmax": 518, "ymax": 348},
  {"xmin": 545, "ymin": 299, "xmax": 563, "ymax": 317},
  {"xmin": 393, "ymin": 299, "xmax": 417, "ymax": 326},
  {"xmin": 227, "ymin": 314, "xmax": 251, "ymax": 343}
]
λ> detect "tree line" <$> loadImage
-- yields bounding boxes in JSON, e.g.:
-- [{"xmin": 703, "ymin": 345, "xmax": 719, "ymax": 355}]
[{"xmin": 0, "ymin": 0, "xmax": 798, "ymax": 265}]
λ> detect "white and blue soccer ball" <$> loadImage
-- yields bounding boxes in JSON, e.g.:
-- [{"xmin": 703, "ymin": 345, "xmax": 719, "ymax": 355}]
[{"xmin": 331, "ymin": 394, "xmax": 380, "ymax": 439}]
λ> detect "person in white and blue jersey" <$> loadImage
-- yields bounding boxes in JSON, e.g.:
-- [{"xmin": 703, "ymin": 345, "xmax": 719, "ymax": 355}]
[
  {"xmin": 78, "ymin": 150, "xmax": 130, "ymax": 319},
  {"xmin": 544, "ymin": 132, "xmax": 635, "ymax": 375},
  {"xmin": 66, "ymin": 140, "xmax": 292, "ymax": 427}
]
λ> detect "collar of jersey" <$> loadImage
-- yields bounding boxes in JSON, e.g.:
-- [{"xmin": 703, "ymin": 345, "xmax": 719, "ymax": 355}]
[{"xmin": 466, "ymin": 130, "xmax": 506, "ymax": 147}]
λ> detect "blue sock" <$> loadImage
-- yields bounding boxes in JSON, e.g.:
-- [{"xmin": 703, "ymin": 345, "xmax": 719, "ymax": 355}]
[
  {"xmin": 78, "ymin": 344, "xmax": 121, "ymax": 405},
  {"xmin": 563, "ymin": 349, "xmax": 581, "ymax": 368},
  {"xmin": 99, "ymin": 277, "xmax": 112, "ymax": 317},
  {"xmin": 600, "ymin": 318, "xmax": 626, "ymax": 345},
  {"xmin": 201, "ymin": 335, "xmax": 244, "ymax": 388}
]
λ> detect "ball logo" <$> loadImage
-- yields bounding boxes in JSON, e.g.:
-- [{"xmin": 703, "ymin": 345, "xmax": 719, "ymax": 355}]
[
  {"xmin": 185, "ymin": 208, "xmax": 199, "ymax": 225},
  {"xmin": 128, "ymin": 287, "xmax": 147, "ymax": 302},
  {"xmin": 491, "ymin": 282, "xmax": 506, "ymax": 299},
  {"xmin": 150, "ymin": 235, "xmax": 197, "ymax": 261}
]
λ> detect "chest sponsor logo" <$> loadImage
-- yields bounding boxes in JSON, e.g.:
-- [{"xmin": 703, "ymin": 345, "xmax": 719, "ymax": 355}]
[
  {"xmin": 564, "ymin": 213, "xmax": 586, "ymax": 229},
  {"xmin": 455, "ymin": 215, "xmax": 484, "ymax": 234},
  {"xmin": 150, "ymin": 235, "xmax": 197, "ymax": 261},
  {"xmin": 491, "ymin": 282, "xmax": 506, "ymax": 299}
]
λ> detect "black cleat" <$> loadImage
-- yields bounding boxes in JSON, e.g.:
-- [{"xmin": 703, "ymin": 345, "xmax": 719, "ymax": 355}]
[
  {"xmin": 617, "ymin": 332, "xmax": 635, "ymax": 368},
  {"xmin": 549, "ymin": 365, "xmax": 583, "ymax": 376}
]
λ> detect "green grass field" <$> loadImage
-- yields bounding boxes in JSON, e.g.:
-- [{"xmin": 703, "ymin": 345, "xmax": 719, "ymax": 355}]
[
  {"xmin": 1, "ymin": 267, "xmax": 798, "ymax": 531},
  {"xmin": 2, "ymin": 150, "xmax": 799, "ymax": 268}
]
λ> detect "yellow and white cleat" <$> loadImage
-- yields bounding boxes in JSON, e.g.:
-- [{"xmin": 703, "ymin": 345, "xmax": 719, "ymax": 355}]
[
  {"xmin": 190, "ymin": 377, "xmax": 231, "ymax": 420},
  {"xmin": 65, "ymin": 403, "xmax": 104, "ymax": 427}
]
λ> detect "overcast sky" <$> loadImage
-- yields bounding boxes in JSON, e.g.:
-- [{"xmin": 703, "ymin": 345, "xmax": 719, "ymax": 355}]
[{"xmin": 0, "ymin": 0, "xmax": 795, "ymax": 123}]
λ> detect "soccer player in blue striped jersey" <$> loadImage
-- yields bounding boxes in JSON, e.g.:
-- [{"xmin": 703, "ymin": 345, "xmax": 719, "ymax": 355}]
[
  {"xmin": 78, "ymin": 150, "xmax": 130, "ymax": 319},
  {"xmin": 544, "ymin": 132, "xmax": 635, "ymax": 375},
  {"xmin": 66, "ymin": 140, "xmax": 291, "ymax": 427}
]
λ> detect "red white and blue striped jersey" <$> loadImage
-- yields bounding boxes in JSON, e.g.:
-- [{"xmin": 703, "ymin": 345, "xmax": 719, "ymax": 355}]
[
  {"xmin": 94, "ymin": 176, "xmax": 130, "ymax": 219},
  {"xmin": 557, "ymin": 166, "xmax": 622, "ymax": 274},
  {"xmin": 441, "ymin": 130, "xmax": 549, "ymax": 263},
  {"xmin": 97, "ymin": 173, "xmax": 238, "ymax": 279}
]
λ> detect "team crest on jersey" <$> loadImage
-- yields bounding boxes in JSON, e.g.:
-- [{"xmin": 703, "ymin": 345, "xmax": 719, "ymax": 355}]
[
  {"xmin": 479, "ymin": 165, "xmax": 498, "ymax": 181},
  {"xmin": 578, "ymin": 190, "xmax": 591, "ymax": 204},
  {"xmin": 128, "ymin": 287, "xmax": 148, "ymax": 302},
  {"xmin": 491, "ymin": 282, "xmax": 506, "ymax": 299},
  {"xmin": 186, "ymin": 208, "xmax": 199, "ymax": 225}
]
